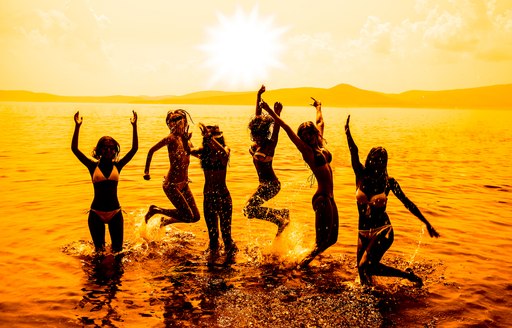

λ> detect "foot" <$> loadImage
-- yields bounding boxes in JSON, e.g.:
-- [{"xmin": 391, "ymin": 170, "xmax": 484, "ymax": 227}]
[
  {"xmin": 276, "ymin": 210, "xmax": 290, "ymax": 236},
  {"xmin": 144, "ymin": 205, "xmax": 158, "ymax": 223},
  {"xmin": 405, "ymin": 268, "xmax": 423, "ymax": 288},
  {"xmin": 224, "ymin": 243, "xmax": 239, "ymax": 265},
  {"xmin": 206, "ymin": 247, "xmax": 220, "ymax": 266}
]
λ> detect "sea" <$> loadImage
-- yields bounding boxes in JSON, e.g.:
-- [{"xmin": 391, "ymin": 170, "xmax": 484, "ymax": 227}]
[{"xmin": 0, "ymin": 102, "xmax": 511, "ymax": 327}]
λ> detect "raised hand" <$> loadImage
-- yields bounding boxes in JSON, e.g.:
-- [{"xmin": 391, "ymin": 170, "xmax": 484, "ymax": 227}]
[
  {"xmin": 198, "ymin": 122, "xmax": 211, "ymax": 138},
  {"xmin": 310, "ymin": 97, "xmax": 321, "ymax": 107},
  {"xmin": 274, "ymin": 102, "xmax": 283, "ymax": 115},
  {"xmin": 258, "ymin": 85, "xmax": 266, "ymax": 95},
  {"xmin": 131, "ymin": 110, "xmax": 138, "ymax": 125},
  {"xmin": 74, "ymin": 111, "xmax": 83, "ymax": 126},
  {"xmin": 260, "ymin": 100, "xmax": 271, "ymax": 112}
]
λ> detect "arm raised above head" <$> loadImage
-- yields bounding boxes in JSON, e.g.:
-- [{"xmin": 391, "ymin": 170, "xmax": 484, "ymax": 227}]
[
  {"xmin": 71, "ymin": 111, "xmax": 94, "ymax": 168},
  {"xmin": 310, "ymin": 97, "xmax": 324, "ymax": 136},
  {"xmin": 255, "ymin": 85, "xmax": 265, "ymax": 116},
  {"xmin": 261, "ymin": 101, "xmax": 311, "ymax": 157},
  {"xmin": 118, "ymin": 110, "xmax": 138, "ymax": 169},
  {"xmin": 268, "ymin": 101, "xmax": 282, "ymax": 148},
  {"xmin": 345, "ymin": 115, "xmax": 364, "ymax": 177}
]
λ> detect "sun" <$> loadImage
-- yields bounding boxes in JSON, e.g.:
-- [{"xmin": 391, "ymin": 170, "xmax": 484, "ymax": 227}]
[{"xmin": 200, "ymin": 6, "xmax": 287, "ymax": 89}]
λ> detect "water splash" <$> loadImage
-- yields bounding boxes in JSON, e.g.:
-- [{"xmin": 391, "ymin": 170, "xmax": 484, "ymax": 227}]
[{"xmin": 408, "ymin": 225, "xmax": 425, "ymax": 266}]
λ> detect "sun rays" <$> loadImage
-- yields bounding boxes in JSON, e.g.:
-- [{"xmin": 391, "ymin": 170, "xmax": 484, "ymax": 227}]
[{"xmin": 200, "ymin": 6, "xmax": 287, "ymax": 89}]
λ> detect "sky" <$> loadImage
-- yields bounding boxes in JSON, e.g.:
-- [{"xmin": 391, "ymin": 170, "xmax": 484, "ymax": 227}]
[{"xmin": 1, "ymin": 0, "xmax": 511, "ymax": 96}]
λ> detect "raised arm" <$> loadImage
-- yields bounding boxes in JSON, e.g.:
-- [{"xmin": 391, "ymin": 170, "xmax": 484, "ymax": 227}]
[
  {"xmin": 71, "ymin": 111, "xmax": 95, "ymax": 168},
  {"xmin": 345, "ymin": 115, "xmax": 364, "ymax": 177},
  {"xmin": 389, "ymin": 178, "xmax": 440, "ymax": 238},
  {"xmin": 255, "ymin": 85, "xmax": 265, "ymax": 116},
  {"xmin": 198, "ymin": 123, "xmax": 230, "ymax": 166},
  {"xmin": 267, "ymin": 101, "xmax": 283, "ymax": 151},
  {"xmin": 261, "ymin": 101, "xmax": 311, "ymax": 157},
  {"xmin": 143, "ymin": 136, "xmax": 170, "ymax": 180},
  {"xmin": 311, "ymin": 97, "xmax": 324, "ymax": 136},
  {"xmin": 118, "ymin": 110, "xmax": 138, "ymax": 169}
]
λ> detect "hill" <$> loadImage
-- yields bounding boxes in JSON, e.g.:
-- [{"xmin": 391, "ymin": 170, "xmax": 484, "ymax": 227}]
[{"xmin": 1, "ymin": 84, "xmax": 511, "ymax": 109}]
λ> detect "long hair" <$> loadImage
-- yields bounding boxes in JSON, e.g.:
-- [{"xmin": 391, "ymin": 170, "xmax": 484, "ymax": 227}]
[
  {"xmin": 200, "ymin": 125, "xmax": 228, "ymax": 170},
  {"xmin": 92, "ymin": 136, "xmax": 120, "ymax": 160},
  {"xmin": 297, "ymin": 121, "xmax": 325, "ymax": 148},
  {"xmin": 362, "ymin": 147, "xmax": 388, "ymax": 192}
]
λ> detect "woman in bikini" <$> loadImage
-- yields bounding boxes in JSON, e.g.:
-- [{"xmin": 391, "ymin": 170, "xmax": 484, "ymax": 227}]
[
  {"xmin": 144, "ymin": 109, "xmax": 200, "ymax": 226},
  {"xmin": 243, "ymin": 85, "xmax": 290, "ymax": 237},
  {"xmin": 191, "ymin": 123, "xmax": 238, "ymax": 265},
  {"xmin": 261, "ymin": 98, "xmax": 338, "ymax": 267},
  {"xmin": 345, "ymin": 115, "xmax": 440, "ymax": 286},
  {"xmin": 71, "ymin": 110, "xmax": 138, "ymax": 253}
]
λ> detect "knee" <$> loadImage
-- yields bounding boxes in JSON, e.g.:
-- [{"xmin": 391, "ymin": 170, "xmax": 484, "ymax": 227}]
[
  {"xmin": 243, "ymin": 205, "xmax": 255, "ymax": 218},
  {"xmin": 191, "ymin": 212, "xmax": 200, "ymax": 223},
  {"xmin": 183, "ymin": 211, "xmax": 200, "ymax": 223}
]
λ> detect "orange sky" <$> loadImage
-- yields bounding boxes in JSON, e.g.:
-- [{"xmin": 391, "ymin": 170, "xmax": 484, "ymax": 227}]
[{"xmin": 1, "ymin": 0, "xmax": 511, "ymax": 96}]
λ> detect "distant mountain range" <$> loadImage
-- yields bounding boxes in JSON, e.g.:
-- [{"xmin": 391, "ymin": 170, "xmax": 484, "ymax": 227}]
[{"xmin": 1, "ymin": 83, "xmax": 511, "ymax": 109}]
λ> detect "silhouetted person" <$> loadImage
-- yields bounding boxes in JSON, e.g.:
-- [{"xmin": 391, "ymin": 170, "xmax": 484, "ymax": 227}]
[
  {"xmin": 262, "ymin": 98, "xmax": 338, "ymax": 267},
  {"xmin": 144, "ymin": 110, "xmax": 200, "ymax": 226},
  {"xmin": 345, "ymin": 115, "xmax": 440, "ymax": 287},
  {"xmin": 243, "ymin": 85, "xmax": 289, "ymax": 237},
  {"xmin": 191, "ymin": 123, "xmax": 238, "ymax": 265},
  {"xmin": 71, "ymin": 110, "xmax": 138, "ymax": 253}
]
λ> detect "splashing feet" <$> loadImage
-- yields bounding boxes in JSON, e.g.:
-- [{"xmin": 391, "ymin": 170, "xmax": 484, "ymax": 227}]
[
  {"xmin": 276, "ymin": 209, "xmax": 290, "ymax": 237},
  {"xmin": 223, "ymin": 243, "xmax": 239, "ymax": 265},
  {"xmin": 144, "ymin": 205, "xmax": 158, "ymax": 223}
]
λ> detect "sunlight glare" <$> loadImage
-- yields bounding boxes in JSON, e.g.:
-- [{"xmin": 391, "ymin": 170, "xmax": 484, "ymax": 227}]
[{"xmin": 200, "ymin": 6, "xmax": 287, "ymax": 89}]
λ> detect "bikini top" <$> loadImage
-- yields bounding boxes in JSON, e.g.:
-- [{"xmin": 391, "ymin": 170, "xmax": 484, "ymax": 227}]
[
  {"xmin": 249, "ymin": 147, "xmax": 273, "ymax": 163},
  {"xmin": 92, "ymin": 165, "xmax": 119, "ymax": 184},
  {"xmin": 314, "ymin": 149, "xmax": 332, "ymax": 167},
  {"xmin": 355, "ymin": 188, "xmax": 387, "ymax": 208}
]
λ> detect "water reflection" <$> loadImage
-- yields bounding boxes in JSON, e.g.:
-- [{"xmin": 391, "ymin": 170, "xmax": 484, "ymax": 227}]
[{"xmin": 77, "ymin": 253, "xmax": 125, "ymax": 327}]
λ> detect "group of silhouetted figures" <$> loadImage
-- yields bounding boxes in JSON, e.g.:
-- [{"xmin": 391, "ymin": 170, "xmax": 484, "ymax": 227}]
[{"xmin": 72, "ymin": 85, "xmax": 440, "ymax": 287}]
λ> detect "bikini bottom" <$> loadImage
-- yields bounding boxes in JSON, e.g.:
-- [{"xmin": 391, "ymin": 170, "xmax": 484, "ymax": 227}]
[{"xmin": 90, "ymin": 208, "xmax": 122, "ymax": 223}]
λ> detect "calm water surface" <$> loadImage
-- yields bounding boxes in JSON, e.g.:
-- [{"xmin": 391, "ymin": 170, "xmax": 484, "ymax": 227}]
[{"xmin": 0, "ymin": 102, "xmax": 511, "ymax": 327}]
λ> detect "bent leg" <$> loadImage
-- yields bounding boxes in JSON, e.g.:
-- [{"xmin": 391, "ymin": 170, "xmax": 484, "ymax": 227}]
[
  {"xmin": 156, "ymin": 182, "xmax": 200, "ymax": 225},
  {"xmin": 300, "ymin": 195, "xmax": 339, "ymax": 268},
  {"xmin": 243, "ymin": 182, "xmax": 288, "ymax": 228}
]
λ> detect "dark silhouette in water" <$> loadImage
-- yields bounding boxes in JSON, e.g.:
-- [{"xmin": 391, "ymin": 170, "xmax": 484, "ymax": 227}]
[
  {"xmin": 191, "ymin": 123, "xmax": 238, "ymax": 265},
  {"xmin": 77, "ymin": 253, "xmax": 125, "ymax": 326},
  {"xmin": 262, "ymin": 98, "xmax": 339, "ymax": 268},
  {"xmin": 143, "ymin": 109, "xmax": 201, "ymax": 226},
  {"xmin": 71, "ymin": 111, "xmax": 138, "ymax": 253},
  {"xmin": 345, "ymin": 115, "xmax": 440, "ymax": 286},
  {"xmin": 243, "ymin": 85, "xmax": 290, "ymax": 237}
]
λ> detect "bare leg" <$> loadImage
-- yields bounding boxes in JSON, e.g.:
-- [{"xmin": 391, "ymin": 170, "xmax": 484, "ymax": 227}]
[
  {"xmin": 145, "ymin": 181, "xmax": 200, "ymax": 226},
  {"xmin": 300, "ymin": 194, "xmax": 338, "ymax": 267},
  {"xmin": 243, "ymin": 181, "xmax": 289, "ymax": 236}
]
